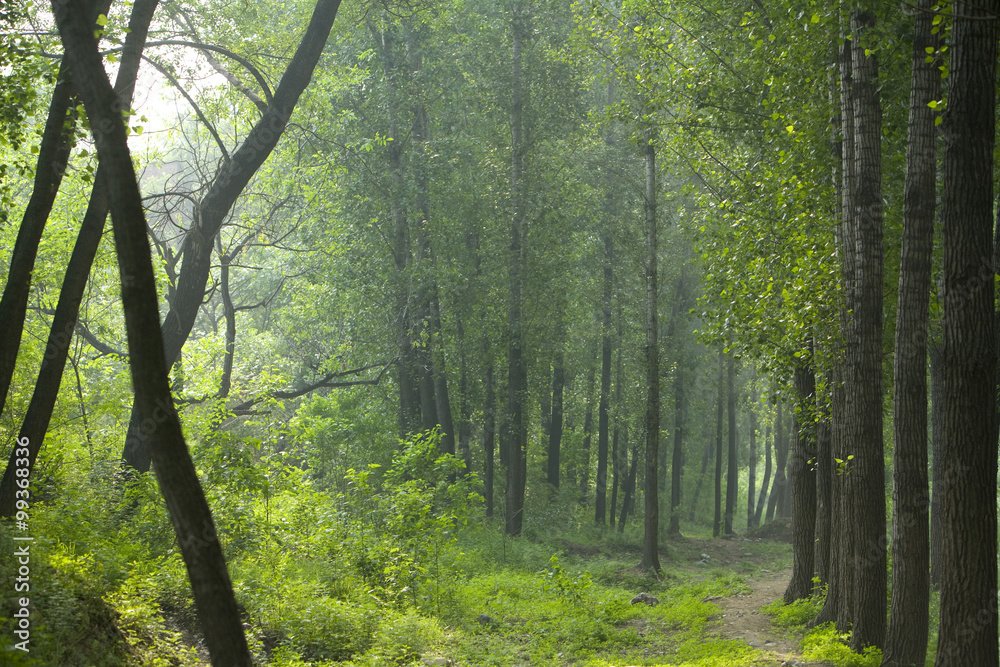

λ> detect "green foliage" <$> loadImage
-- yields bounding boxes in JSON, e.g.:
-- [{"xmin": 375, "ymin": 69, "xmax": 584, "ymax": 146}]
[
  {"xmin": 760, "ymin": 592, "xmax": 824, "ymax": 627},
  {"xmin": 801, "ymin": 623, "xmax": 882, "ymax": 667}
]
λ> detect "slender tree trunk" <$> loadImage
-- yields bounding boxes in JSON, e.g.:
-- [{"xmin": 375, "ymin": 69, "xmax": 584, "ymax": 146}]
[
  {"xmin": 51, "ymin": 2, "xmax": 252, "ymax": 662},
  {"xmin": 690, "ymin": 400, "xmax": 714, "ymax": 523},
  {"xmin": 747, "ymin": 378, "xmax": 757, "ymax": 530},
  {"xmin": 883, "ymin": 1, "xmax": 938, "ymax": 661},
  {"xmin": 724, "ymin": 353, "xmax": 737, "ymax": 535},
  {"xmin": 504, "ymin": 5, "xmax": 529, "ymax": 536},
  {"xmin": 548, "ymin": 348, "xmax": 565, "ymax": 488},
  {"xmin": 847, "ymin": 11, "xmax": 886, "ymax": 651},
  {"xmin": 484, "ymin": 354, "xmax": 496, "ymax": 518},
  {"xmin": 580, "ymin": 344, "xmax": 597, "ymax": 501},
  {"xmin": 641, "ymin": 123, "xmax": 660, "ymax": 572},
  {"xmin": 766, "ymin": 398, "xmax": 786, "ymax": 522},
  {"xmin": 753, "ymin": 422, "xmax": 771, "ymax": 527},
  {"xmin": 0, "ymin": 0, "xmax": 156, "ymax": 519},
  {"xmin": 669, "ymin": 349, "xmax": 685, "ymax": 535},
  {"xmin": 714, "ymin": 352, "xmax": 724, "ymax": 537},
  {"xmin": 610, "ymin": 334, "xmax": 622, "ymax": 526},
  {"xmin": 121, "ymin": 0, "xmax": 343, "ymax": 473},
  {"xmin": 596, "ymin": 233, "xmax": 613, "ymax": 524},
  {"xmin": 785, "ymin": 360, "xmax": 817, "ymax": 604},
  {"xmin": 928, "ymin": 340, "xmax": 942, "ymax": 588},
  {"xmin": 619, "ymin": 434, "xmax": 638, "ymax": 531},
  {"xmin": 935, "ymin": 0, "xmax": 998, "ymax": 662}
]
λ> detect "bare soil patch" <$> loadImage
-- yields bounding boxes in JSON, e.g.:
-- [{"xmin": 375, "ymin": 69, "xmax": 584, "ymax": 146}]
[{"xmin": 708, "ymin": 567, "xmax": 832, "ymax": 666}]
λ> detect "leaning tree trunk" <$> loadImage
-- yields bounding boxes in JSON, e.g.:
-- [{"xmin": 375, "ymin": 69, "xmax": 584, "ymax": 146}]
[
  {"xmin": 51, "ymin": 1, "xmax": 253, "ymax": 662},
  {"xmin": 121, "ymin": 0, "xmax": 343, "ymax": 473},
  {"xmin": 0, "ymin": 0, "xmax": 157, "ymax": 519},
  {"xmin": 935, "ymin": 0, "xmax": 999, "ymax": 662},
  {"xmin": 883, "ymin": 0, "xmax": 938, "ymax": 662}
]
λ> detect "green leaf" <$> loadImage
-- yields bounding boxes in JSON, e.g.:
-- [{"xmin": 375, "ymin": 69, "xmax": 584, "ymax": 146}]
[{"xmin": 96, "ymin": 14, "xmax": 108, "ymax": 26}]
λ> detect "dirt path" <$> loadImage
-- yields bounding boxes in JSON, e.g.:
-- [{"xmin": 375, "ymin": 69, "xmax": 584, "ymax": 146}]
[{"xmin": 707, "ymin": 568, "xmax": 830, "ymax": 666}]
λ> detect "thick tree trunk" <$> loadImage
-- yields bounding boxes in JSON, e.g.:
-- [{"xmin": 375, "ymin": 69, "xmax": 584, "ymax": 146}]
[
  {"xmin": 784, "ymin": 361, "xmax": 817, "ymax": 604},
  {"xmin": 814, "ymin": 412, "xmax": 831, "ymax": 585},
  {"xmin": 641, "ymin": 124, "xmax": 660, "ymax": 572},
  {"xmin": 51, "ymin": 1, "xmax": 252, "ymax": 662},
  {"xmin": 121, "ymin": 0, "xmax": 343, "ymax": 473},
  {"xmin": 596, "ymin": 233, "xmax": 613, "ymax": 524},
  {"xmin": 724, "ymin": 353, "xmax": 737, "ymax": 535},
  {"xmin": 934, "ymin": 1, "xmax": 998, "ymax": 662},
  {"xmin": 847, "ymin": 11, "xmax": 886, "ymax": 651},
  {"xmin": 883, "ymin": 1, "xmax": 937, "ymax": 662},
  {"xmin": 0, "ymin": 0, "xmax": 156, "ymax": 519}
]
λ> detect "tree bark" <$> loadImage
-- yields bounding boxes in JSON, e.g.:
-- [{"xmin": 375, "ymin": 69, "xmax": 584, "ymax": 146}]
[
  {"xmin": 928, "ymin": 340, "xmax": 942, "ymax": 588},
  {"xmin": 934, "ymin": 0, "xmax": 998, "ymax": 662},
  {"xmin": 883, "ymin": 0, "xmax": 937, "ymax": 661},
  {"xmin": 713, "ymin": 352, "xmax": 725, "ymax": 537},
  {"xmin": 0, "ymin": 0, "xmax": 155, "ymax": 519},
  {"xmin": 50, "ymin": 1, "xmax": 252, "ymax": 662},
  {"xmin": 121, "ymin": 0, "xmax": 343, "ymax": 472},
  {"xmin": 641, "ymin": 123, "xmax": 660, "ymax": 572},
  {"xmin": 766, "ymin": 398, "xmax": 786, "ymax": 522},
  {"xmin": 724, "ymin": 353, "xmax": 737, "ymax": 535},
  {"xmin": 504, "ymin": 5, "xmax": 529, "ymax": 536},
  {"xmin": 548, "ymin": 348, "xmax": 565, "ymax": 488},
  {"xmin": 784, "ymin": 360, "xmax": 817, "ymax": 604},
  {"xmin": 847, "ymin": 10, "xmax": 887, "ymax": 651},
  {"xmin": 747, "ymin": 378, "xmax": 757, "ymax": 530},
  {"xmin": 596, "ymin": 232, "xmax": 613, "ymax": 524},
  {"xmin": 814, "ymin": 410, "xmax": 832, "ymax": 586}
]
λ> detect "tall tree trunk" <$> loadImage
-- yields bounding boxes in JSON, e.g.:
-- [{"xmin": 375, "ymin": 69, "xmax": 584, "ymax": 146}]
[
  {"xmin": 814, "ymin": 409, "xmax": 832, "ymax": 585},
  {"xmin": 548, "ymin": 348, "xmax": 565, "ymax": 488},
  {"xmin": 618, "ymin": 433, "xmax": 638, "ymax": 531},
  {"xmin": 580, "ymin": 346, "xmax": 597, "ymax": 501},
  {"xmin": 883, "ymin": 0, "xmax": 938, "ymax": 661},
  {"xmin": 484, "ymin": 353, "xmax": 496, "ymax": 518},
  {"xmin": 504, "ymin": 5, "xmax": 529, "ymax": 536},
  {"xmin": 713, "ymin": 352, "xmax": 725, "ymax": 537},
  {"xmin": 611, "ymin": 329, "xmax": 623, "ymax": 527},
  {"xmin": 747, "ymin": 377, "xmax": 757, "ymax": 530},
  {"xmin": 935, "ymin": 0, "xmax": 998, "ymax": 662},
  {"xmin": 0, "ymin": 39, "xmax": 91, "ymax": 417},
  {"xmin": 596, "ymin": 233, "xmax": 613, "ymax": 524},
  {"xmin": 51, "ymin": 2, "xmax": 252, "ymax": 662},
  {"xmin": 766, "ymin": 398, "xmax": 786, "ymax": 522},
  {"xmin": 724, "ymin": 353, "xmax": 737, "ymax": 535},
  {"xmin": 753, "ymin": 421, "xmax": 771, "ymax": 527},
  {"xmin": 847, "ymin": 10, "xmax": 886, "ymax": 651},
  {"xmin": 641, "ymin": 123, "xmax": 660, "ymax": 572},
  {"xmin": 669, "ymin": 348, "xmax": 685, "ymax": 535},
  {"xmin": 928, "ymin": 340, "xmax": 942, "ymax": 588},
  {"xmin": 121, "ymin": 0, "xmax": 343, "ymax": 473},
  {"xmin": 690, "ymin": 393, "xmax": 715, "ymax": 523},
  {"xmin": 0, "ymin": 0, "xmax": 156, "ymax": 519},
  {"xmin": 784, "ymin": 360, "xmax": 817, "ymax": 604}
]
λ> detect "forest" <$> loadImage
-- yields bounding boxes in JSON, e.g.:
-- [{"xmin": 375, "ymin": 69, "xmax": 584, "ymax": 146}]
[{"xmin": 0, "ymin": 0, "xmax": 996, "ymax": 665}]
